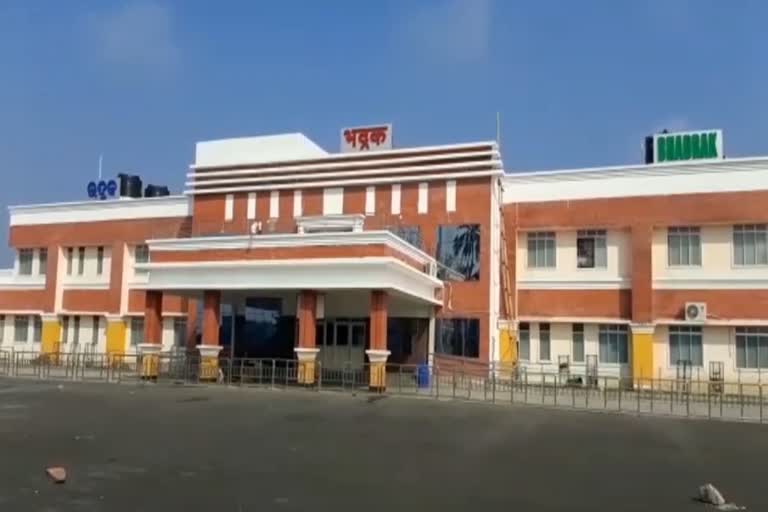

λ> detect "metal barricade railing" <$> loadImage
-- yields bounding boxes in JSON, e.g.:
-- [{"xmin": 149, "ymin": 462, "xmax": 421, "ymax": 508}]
[{"xmin": 0, "ymin": 351, "xmax": 767, "ymax": 423}]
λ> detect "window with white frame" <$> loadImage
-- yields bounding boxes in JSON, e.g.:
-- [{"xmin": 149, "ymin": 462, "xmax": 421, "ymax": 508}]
[
  {"xmin": 96, "ymin": 247, "xmax": 104, "ymax": 275},
  {"xmin": 527, "ymin": 232, "xmax": 556, "ymax": 268},
  {"xmin": 598, "ymin": 324, "xmax": 628, "ymax": 364},
  {"xmin": 733, "ymin": 224, "xmax": 768, "ymax": 266},
  {"xmin": 14, "ymin": 316, "xmax": 29, "ymax": 343},
  {"xmin": 539, "ymin": 323, "xmax": 551, "ymax": 361},
  {"xmin": 577, "ymin": 230, "xmax": 607, "ymax": 268},
  {"xmin": 135, "ymin": 245, "xmax": 150, "ymax": 275},
  {"xmin": 518, "ymin": 322, "xmax": 530, "ymax": 361},
  {"xmin": 73, "ymin": 316, "xmax": 81, "ymax": 345},
  {"xmin": 572, "ymin": 323, "xmax": 585, "ymax": 363},
  {"xmin": 135, "ymin": 244, "xmax": 150, "ymax": 264},
  {"xmin": 668, "ymin": 226, "xmax": 701, "ymax": 266},
  {"xmin": 33, "ymin": 316, "xmax": 42, "ymax": 342},
  {"xmin": 130, "ymin": 317, "xmax": 144, "ymax": 346},
  {"xmin": 669, "ymin": 325, "xmax": 703, "ymax": 366},
  {"xmin": 18, "ymin": 249, "xmax": 33, "ymax": 275},
  {"xmin": 735, "ymin": 327, "xmax": 768, "ymax": 369},
  {"xmin": 39, "ymin": 248, "xmax": 47, "ymax": 276}
]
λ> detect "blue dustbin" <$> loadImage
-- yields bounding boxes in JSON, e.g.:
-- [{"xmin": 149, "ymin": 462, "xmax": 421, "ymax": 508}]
[{"xmin": 416, "ymin": 364, "xmax": 430, "ymax": 388}]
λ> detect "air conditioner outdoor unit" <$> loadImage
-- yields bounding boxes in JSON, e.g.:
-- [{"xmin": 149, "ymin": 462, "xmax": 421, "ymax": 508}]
[{"xmin": 685, "ymin": 302, "xmax": 707, "ymax": 322}]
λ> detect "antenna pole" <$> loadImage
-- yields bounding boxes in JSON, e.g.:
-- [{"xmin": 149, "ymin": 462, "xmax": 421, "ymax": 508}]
[{"xmin": 98, "ymin": 154, "xmax": 103, "ymax": 180}]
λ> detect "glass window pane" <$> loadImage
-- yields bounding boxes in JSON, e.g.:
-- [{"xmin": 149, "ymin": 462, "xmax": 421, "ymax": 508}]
[
  {"xmin": 465, "ymin": 320, "xmax": 480, "ymax": 358},
  {"xmin": 388, "ymin": 226, "xmax": 422, "ymax": 249},
  {"xmin": 577, "ymin": 237, "xmax": 594, "ymax": 268},
  {"xmin": 336, "ymin": 324, "xmax": 349, "ymax": 346},
  {"xmin": 14, "ymin": 316, "xmax": 29, "ymax": 342},
  {"xmin": 519, "ymin": 325, "xmax": 530, "ymax": 360},
  {"xmin": 669, "ymin": 334, "xmax": 680, "ymax": 365},
  {"xmin": 66, "ymin": 248, "xmax": 73, "ymax": 275},
  {"xmin": 437, "ymin": 225, "xmax": 480, "ymax": 281},
  {"xmin": 131, "ymin": 318, "xmax": 144, "ymax": 346},
  {"xmin": 758, "ymin": 337, "xmax": 768, "ymax": 369},
  {"xmin": 690, "ymin": 235, "xmax": 701, "ymax": 265},
  {"xmin": 39, "ymin": 249, "xmax": 47, "ymax": 276},
  {"xmin": 18, "ymin": 249, "xmax": 33, "ymax": 275},
  {"xmin": 572, "ymin": 325, "xmax": 584, "ymax": 363},
  {"xmin": 33, "ymin": 316, "xmax": 42, "ymax": 342},
  {"xmin": 135, "ymin": 244, "xmax": 150, "ymax": 264},
  {"xmin": 679, "ymin": 334, "xmax": 691, "ymax": 364},
  {"xmin": 435, "ymin": 319, "xmax": 479, "ymax": 358},
  {"xmin": 605, "ymin": 334, "xmax": 616, "ymax": 363},
  {"xmin": 527, "ymin": 238, "xmax": 537, "ymax": 268},
  {"xmin": 734, "ymin": 231, "xmax": 744, "ymax": 265},
  {"xmin": 736, "ymin": 337, "xmax": 746, "ymax": 368},
  {"xmin": 746, "ymin": 337, "xmax": 758, "ymax": 368},
  {"xmin": 539, "ymin": 324, "xmax": 550, "ymax": 361},
  {"xmin": 77, "ymin": 247, "xmax": 85, "ymax": 275},
  {"xmin": 745, "ymin": 233, "xmax": 756, "ymax": 265},
  {"xmin": 595, "ymin": 236, "xmax": 607, "ymax": 268},
  {"xmin": 543, "ymin": 239, "xmax": 553, "ymax": 267},
  {"xmin": 756, "ymin": 232, "xmax": 768, "ymax": 265},
  {"xmin": 691, "ymin": 333, "xmax": 703, "ymax": 366},
  {"xmin": 171, "ymin": 318, "xmax": 184, "ymax": 347},
  {"xmin": 599, "ymin": 332, "xmax": 608, "ymax": 363},
  {"xmin": 680, "ymin": 236, "xmax": 690, "ymax": 265},
  {"xmin": 668, "ymin": 234, "xmax": 680, "ymax": 265},
  {"xmin": 618, "ymin": 334, "xmax": 628, "ymax": 364}
]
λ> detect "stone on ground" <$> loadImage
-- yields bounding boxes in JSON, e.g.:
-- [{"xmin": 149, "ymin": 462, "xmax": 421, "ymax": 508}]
[{"xmin": 46, "ymin": 466, "xmax": 66, "ymax": 483}]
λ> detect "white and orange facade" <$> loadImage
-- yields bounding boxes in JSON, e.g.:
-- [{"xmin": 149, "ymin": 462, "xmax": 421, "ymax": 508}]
[{"xmin": 1, "ymin": 129, "xmax": 767, "ymax": 386}]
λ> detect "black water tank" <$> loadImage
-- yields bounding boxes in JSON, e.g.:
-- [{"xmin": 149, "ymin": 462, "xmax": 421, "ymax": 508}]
[
  {"xmin": 144, "ymin": 184, "xmax": 170, "ymax": 197},
  {"xmin": 643, "ymin": 136, "xmax": 654, "ymax": 164},
  {"xmin": 118, "ymin": 174, "xmax": 143, "ymax": 198}
]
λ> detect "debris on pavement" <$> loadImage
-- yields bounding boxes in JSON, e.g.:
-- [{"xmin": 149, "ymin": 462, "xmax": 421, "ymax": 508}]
[
  {"xmin": 46, "ymin": 467, "xmax": 67, "ymax": 483},
  {"xmin": 698, "ymin": 484, "xmax": 746, "ymax": 510}
]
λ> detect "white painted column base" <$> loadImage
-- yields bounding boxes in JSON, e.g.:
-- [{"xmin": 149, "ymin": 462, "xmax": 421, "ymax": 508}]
[
  {"xmin": 137, "ymin": 343, "xmax": 163, "ymax": 355},
  {"xmin": 197, "ymin": 345, "xmax": 223, "ymax": 358},
  {"xmin": 365, "ymin": 349, "xmax": 391, "ymax": 364},
  {"xmin": 294, "ymin": 347, "xmax": 320, "ymax": 362}
]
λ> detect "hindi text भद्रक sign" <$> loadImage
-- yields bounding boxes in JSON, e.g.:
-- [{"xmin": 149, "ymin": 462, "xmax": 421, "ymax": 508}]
[{"xmin": 341, "ymin": 124, "xmax": 392, "ymax": 152}]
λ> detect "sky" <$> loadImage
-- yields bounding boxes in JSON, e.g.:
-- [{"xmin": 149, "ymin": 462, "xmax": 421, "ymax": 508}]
[{"xmin": 0, "ymin": 0, "xmax": 767, "ymax": 263}]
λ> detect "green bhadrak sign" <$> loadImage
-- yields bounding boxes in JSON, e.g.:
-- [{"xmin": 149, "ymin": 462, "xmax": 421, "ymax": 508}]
[{"xmin": 653, "ymin": 130, "xmax": 723, "ymax": 163}]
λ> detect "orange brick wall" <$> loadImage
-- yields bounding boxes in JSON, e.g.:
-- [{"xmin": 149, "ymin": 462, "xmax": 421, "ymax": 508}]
[
  {"xmin": 504, "ymin": 189, "xmax": 768, "ymax": 324},
  {"xmin": 8, "ymin": 216, "xmax": 189, "ymax": 315}
]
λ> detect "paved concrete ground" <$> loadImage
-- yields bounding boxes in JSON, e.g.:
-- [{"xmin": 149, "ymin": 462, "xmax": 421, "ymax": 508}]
[{"xmin": 0, "ymin": 379, "xmax": 764, "ymax": 511}]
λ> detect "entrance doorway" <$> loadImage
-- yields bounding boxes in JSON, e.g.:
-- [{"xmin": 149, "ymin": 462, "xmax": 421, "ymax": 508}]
[{"xmin": 319, "ymin": 320, "xmax": 366, "ymax": 370}]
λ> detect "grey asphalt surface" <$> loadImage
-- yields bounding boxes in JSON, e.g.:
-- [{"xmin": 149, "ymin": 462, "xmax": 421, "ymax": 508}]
[{"xmin": 0, "ymin": 379, "xmax": 764, "ymax": 511}]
